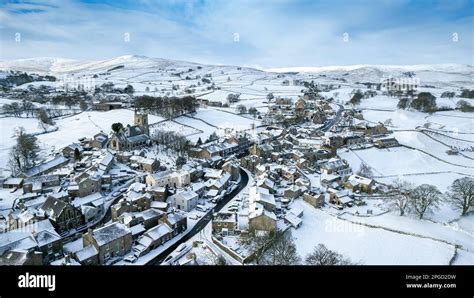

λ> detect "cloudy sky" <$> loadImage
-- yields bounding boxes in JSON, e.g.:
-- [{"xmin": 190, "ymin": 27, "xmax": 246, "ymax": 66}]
[{"xmin": 0, "ymin": 0, "xmax": 472, "ymax": 68}]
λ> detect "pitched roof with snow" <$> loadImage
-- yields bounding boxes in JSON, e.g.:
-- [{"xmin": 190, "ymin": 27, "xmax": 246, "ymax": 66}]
[
  {"xmin": 144, "ymin": 223, "xmax": 172, "ymax": 240},
  {"xmin": 90, "ymin": 222, "xmax": 131, "ymax": 246},
  {"xmin": 75, "ymin": 244, "xmax": 98, "ymax": 262},
  {"xmin": 348, "ymin": 174, "xmax": 373, "ymax": 186},
  {"xmin": 249, "ymin": 203, "xmax": 277, "ymax": 221}
]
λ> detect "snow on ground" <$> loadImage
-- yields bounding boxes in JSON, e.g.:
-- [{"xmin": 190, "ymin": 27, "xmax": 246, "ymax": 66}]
[
  {"xmin": 362, "ymin": 108, "xmax": 473, "ymax": 135},
  {"xmin": 343, "ymin": 103, "xmax": 473, "ymax": 193},
  {"xmin": 452, "ymin": 249, "xmax": 474, "ymax": 265},
  {"xmin": 376, "ymin": 172, "xmax": 469, "ymax": 194},
  {"xmin": 174, "ymin": 115, "xmax": 216, "ymax": 143},
  {"xmin": 362, "ymin": 109, "xmax": 427, "ymax": 129},
  {"xmin": 0, "ymin": 97, "xmax": 22, "ymax": 105},
  {"xmin": 453, "ymin": 213, "xmax": 474, "ymax": 234},
  {"xmin": 35, "ymin": 109, "xmax": 163, "ymax": 155},
  {"xmin": 393, "ymin": 130, "xmax": 473, "ymax": 166},
  {"xmin": 425, "ymin": 112, "xmax": 474, "ymax": 140},
  {"xmin": 340, "ymin": 147, "xmax": 473, "ymax": 191},
  {"xmin": 192, "ymin": 108, "xmax": 260, "ymax": 132},
  {"xmin": 358, "ymin": 95, "xmax": 398, "ymax": 110},
  {"xmin": 0, "ymin": 117, "xmax": 47, "ymax": 171},
  {"xmin": 424, "ymin": 201, "xmax": 465, "ymax": 224},
  {"xmin": 149, "ymin": 119, "xmax": 200, "ymax": 137},
  {"xmin": 0, "ymin": 188, "xmax": 22, "ymax": 210},
  {"xmin": 291, "ymin": 199, "xmax": 455, "ymax": 265},
  {"xmin": 339, "ymin": 211, "xmax": 473, "ymax": 255},
  {"xmin": 197, "ymin": 90, "xmax": 237, "ymax": 104}
]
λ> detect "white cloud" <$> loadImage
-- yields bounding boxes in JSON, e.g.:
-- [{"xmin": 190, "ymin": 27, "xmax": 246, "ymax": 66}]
[{"xmin": 0, "ymin": 0, "xmax": 471, "ymax": 67}]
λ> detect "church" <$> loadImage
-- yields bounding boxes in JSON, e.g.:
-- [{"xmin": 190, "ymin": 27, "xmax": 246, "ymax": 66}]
[{"xmin": 109, "ymin": 111, "xmax": 150, "ymax": 151}]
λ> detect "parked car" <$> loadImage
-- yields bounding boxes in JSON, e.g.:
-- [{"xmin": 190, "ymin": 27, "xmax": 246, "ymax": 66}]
[
  {"xmin": 124, "ymin": 255, "xmax": 137, "ymax": 263},
  {"xmin": 176, "ymin": 243, "xmax": 187, "ymax": 253},
  {"xmin": 196, "ymin": 205, "xmax": 207, "ymax": 212},
  {"xmin": 163, "ymin": 255, "xmax": 173, "ymax": 263}
]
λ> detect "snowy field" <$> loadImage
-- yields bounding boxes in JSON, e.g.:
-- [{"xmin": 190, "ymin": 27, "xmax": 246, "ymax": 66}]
[
  {"xmin": 149, "ymin": 120, "xmax": 201, "ymax": 138},
  {"xmin": 35, "ymin": 110, "xmax": 162, "ymax": 153},
  {"xmin": 339, "ymin": 147, "xmax": 473, "ymax": 192},
  {"xmin": 192, "ymin": 108, "xmax": 260, "ymax": 132},
  {"xmin": 0, "ymin": 117, "xmax": 47, "ymax": 171},
  {"xmin": 291, "ymin": 200, "xmax": 456, "ymax": 265},
  {"xmin": 174, "ymin": 115, "xmax": 216, "ymax": 143},
  {"xmin": 351, "ymin": 106, "xmax": 474, "ymax": 193},
  {"xmin": 0, "ymin": 110, "xmax": 162, "ymax": 170},
  {"xmin": 393, "ymin": 130, "xmax": 474, "ymax": 165},
  {"xmin": 362, "ymin": 108, "xmax": 473, "ymax": 134},
  {"xmin": 0, "ymin": 106, "xmax": 263, "ymax": 172}
]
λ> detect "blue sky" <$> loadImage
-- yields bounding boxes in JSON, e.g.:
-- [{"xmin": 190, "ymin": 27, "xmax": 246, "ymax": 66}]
[{"xmin": 0, "ymin": 0, "xmax": 472, "ymax": 67}]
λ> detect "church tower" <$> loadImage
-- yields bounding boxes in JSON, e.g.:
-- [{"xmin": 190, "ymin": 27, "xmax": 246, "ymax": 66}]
[{"xmin": 134, "ymin": 111, "xmax": 149, "ymax": 136}]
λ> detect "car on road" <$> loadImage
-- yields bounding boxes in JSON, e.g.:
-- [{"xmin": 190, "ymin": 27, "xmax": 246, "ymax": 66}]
[
  {"xmin": 163, "ymin": 255, "xmax": 173, "ymax": 264},
  {"xmin": 124, "ymin": 255, "xmax": 137, "ymax": 263},
  {"xmin": 196, "ymin": 205, "xmax": 207, "ymax": 212},
  {"xmin": 112, "ymin": 192, "xmax": 121, "ymax": 197},
  {"xmin": 176, "ymin": 243, "xmax": 187, "ymax": 253},
  {"xmin": 189, "ymin": 213, "xmax": 202, "ymax": 220}
]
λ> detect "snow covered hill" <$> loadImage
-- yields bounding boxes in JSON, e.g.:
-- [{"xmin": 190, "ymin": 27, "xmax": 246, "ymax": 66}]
[
  {"xmin": 0, "ymin": 55, "xmax": 261, "ymax": 76},
  {"xmin": 266, "ymin": 64, "xmax": 474, "ymax": 86},
  {"xmin": 1, "ymin": 55, "xmax": 471, "ymax": 87}
]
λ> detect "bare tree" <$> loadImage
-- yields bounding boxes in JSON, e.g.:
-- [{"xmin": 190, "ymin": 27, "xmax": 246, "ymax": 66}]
[
  {"xmin": 37, "ymin": 109, "xmax": 53, "ymax": 131},
  {"xmin": 410, "ymin": 184, "xmax": 442, "ymax": 219},
  {"xmin": 215, "ymin": 255, "xmax": 227, "ymax": 265},
  {"xmin": 236, "ymin": 104, "xmax": 247, "ymax": 114},
  {"xmin": 248, "ymin": 107, "xmax": 258, "ymax": 117},
  {"xmin": 242, "ymin": 234, "xmax": 271, "ymax": 265},
  {"xmin": 241, "ymin": 221, "xmax": 275, "ymax": 265},
  {"xmin": 384, "ymin": 118, "xmax": 393, "ymax": 127},
  {"xmin": 9, "ymin": 127, "xmax": 40, "ymax": 175},
  {"xmin": 79, "ymin": 99, "xmax": 88, "ymax": 111},
  {"xmin": 446, "ymin": 177, "xmax": 474, "ymax": 216},
  {"xmin": 260, "ymin": 230, "xmax": 301, "ymax": 265},
  {"xmin": 22, "ymin": 100, "xmax": 34, "ymax": 117},
  {"xmin": 305, "ymin": 244, "xmax": 356, "ymax": 265},
  {"xmin": 389, "ymin": 179, "xmax": 413, "ymax": 216},
  {"xmin": 357, "ymin": 162, "xmax": 373, "ymax": 178}
]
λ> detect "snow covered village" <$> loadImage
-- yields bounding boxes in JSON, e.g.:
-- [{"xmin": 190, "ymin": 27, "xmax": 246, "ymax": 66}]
[{"xmin": 0, "ymin": 0, "xmax": 473, "ymax": 268}]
